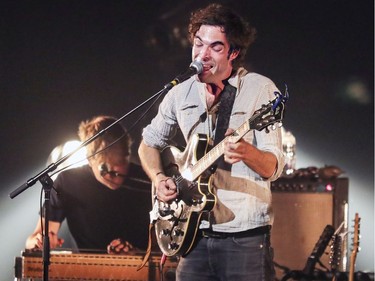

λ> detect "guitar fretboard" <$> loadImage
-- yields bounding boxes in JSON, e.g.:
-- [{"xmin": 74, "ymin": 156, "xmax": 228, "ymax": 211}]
[
  {"xmin": 183, "ymin": 95, "xmax": 285, "ymax": 181},
  {"xmin": 189, "ymin": 120, "xmax": 251, "ymax": 180}
]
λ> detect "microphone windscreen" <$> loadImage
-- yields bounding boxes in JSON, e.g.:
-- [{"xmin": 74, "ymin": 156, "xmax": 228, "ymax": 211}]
[
  {"xmin": 190, "ymin": 59, "xmax": 203, "ymax": 74},
  {"xmin": 99, "ymin": 163, "xmax": 108, "ymax": 177}
]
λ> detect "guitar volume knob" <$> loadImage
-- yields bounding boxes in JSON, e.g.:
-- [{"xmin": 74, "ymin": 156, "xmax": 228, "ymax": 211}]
[
  {"xmin": 173, "ymin": 228, "xmax": 184, "ymax": 236},
  {"xmin": 169, "ymin": 242, "xmax": 179, "ymax": 250}
]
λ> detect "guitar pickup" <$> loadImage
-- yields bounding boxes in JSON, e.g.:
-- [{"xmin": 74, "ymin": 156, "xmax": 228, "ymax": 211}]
[
  {"xmin": 191, "ymin": 198, "xmax": 203, "ymax": 205},
  {"xmin": 161, "ymin": 229, "xmax": 171, "ymax": 236},
  {"xmin": 159, "ymin": 209, "xmax": 175, "ymax": 217}
]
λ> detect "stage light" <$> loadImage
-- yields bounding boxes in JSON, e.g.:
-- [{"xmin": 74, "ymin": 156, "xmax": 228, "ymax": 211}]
[
  {"xmin": 325, "ymin": 183, "xmax": 333, "ymax": 192},
  {"xmin": 47, "ymin": 140, "xmax": 88, "ymax": 179}
]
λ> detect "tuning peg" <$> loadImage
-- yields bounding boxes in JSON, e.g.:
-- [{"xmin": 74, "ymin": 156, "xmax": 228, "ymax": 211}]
[{"xmin": 278, "ymin": 122, "xmax": 283, "ymax": 128}]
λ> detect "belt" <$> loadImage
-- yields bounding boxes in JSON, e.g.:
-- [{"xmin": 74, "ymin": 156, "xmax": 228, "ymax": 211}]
[{"xmin": 201, "ymin": 225, "xmax": 271, "ymax": 239}]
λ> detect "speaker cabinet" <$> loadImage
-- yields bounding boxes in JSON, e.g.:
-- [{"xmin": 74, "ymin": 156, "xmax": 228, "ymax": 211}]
[{"xmin": 270, "ymin": 177, "xmax": 348, "ymax": 279}]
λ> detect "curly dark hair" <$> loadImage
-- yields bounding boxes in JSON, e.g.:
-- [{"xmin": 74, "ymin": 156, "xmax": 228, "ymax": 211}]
[{"xmin": 188, "ymin": 3, "xmax": 256, "ymax": 69}]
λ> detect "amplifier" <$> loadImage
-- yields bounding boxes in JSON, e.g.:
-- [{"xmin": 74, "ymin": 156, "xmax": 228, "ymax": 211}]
[
  {"xmin": 14, "ymin": 250, "xmax": 178, "ymax": 281},
  {"xmin": 271, "ymin": 176, "xmax": 349, "ymax": 280}
]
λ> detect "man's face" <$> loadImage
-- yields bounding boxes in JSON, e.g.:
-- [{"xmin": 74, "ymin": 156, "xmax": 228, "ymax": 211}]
[
  {"xmin": 192, "ymin": 25, "xmax": 238, "ymax": 85},
  {"xmin": 91, "ymin": 152, "xmax": 130, "ymax": 190}
]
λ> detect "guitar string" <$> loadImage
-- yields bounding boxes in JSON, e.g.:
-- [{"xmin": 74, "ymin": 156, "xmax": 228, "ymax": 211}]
[{"xmin": 174, "ymin": 101, "xmax": 275, "ymax": 185}]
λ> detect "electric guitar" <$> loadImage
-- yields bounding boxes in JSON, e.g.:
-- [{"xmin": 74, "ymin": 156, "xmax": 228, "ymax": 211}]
[
  {"xmin": 329, "ymin": 232, "xmax": 342, "ymax": 280},
  {"xmin": 349, "ymin": 213, "xmax": 361, "ymax": 281},
  {"xmin": 150, "ymin": 91, "xmax": 288, "ymax": 257}
]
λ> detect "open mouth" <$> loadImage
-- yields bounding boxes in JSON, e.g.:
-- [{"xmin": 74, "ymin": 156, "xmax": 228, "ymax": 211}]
[{"xmin": 202, "ymin": 65, "xmax": 213, "ymax": 72}]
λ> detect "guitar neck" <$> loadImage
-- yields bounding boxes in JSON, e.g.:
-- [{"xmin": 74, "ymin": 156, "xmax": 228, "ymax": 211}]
[
  {"xmin": 189, "ymin": 120, "xmax": 250, "ymax": 180},
  {"xmin": 349, "ymin": 259, "xmax": 356, "ymax": 281},
  {"xmin": 186, "ymin": 94, "xmax": 286, "ymax": 181},
  {"xmin": 349, "ymin": 213, "xmax": 360, "ymax": 281}
]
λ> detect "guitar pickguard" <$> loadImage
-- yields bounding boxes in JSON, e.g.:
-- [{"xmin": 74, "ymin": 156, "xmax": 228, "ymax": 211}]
[{"xmin": 154, "ymin": 135, "xmax": 216, "ymax": 256}]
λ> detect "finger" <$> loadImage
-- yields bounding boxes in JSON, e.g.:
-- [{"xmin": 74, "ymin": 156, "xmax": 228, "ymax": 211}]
[
  {"xmin": 158, "ymin": 177, "xmax": 176, "ymax": 188},
  {"xmin": 107, "ymin": 245, "xmax": 113, "ymax": 253},
  {"xmin": 225, "ymin": 155, "xmax": 240, "ymax": 164},
  {"xmin": 164, "ymin": 188, "xmax": 177, "ymax": 196},
  {"xmin": 158, "ymin": 192, "xmax": 178, "ymax": 203},
  {"xmin": 227, "ymin": 142, "xmax": 239, "ymax": 150},
  {"xmin": 166, "ymin": 183, "xmax": 178, "ymax": 195},
  {"xmin": 224, "ymin": 155, "xmax": 229, "ymax": 162},
  {"xmin": 159, "ymin": 186, "xmax": 178, "ymax": 196},
  {"xmin": 35, "ymin": 240, "xmax": 42, "ymax": 249},
  {"xmin": 109, "ymin": 238, "xmax": 123, "ymax": 247},
  {"xmin": 35, "ymin": 235, "xmax": 43, "ymax": 248},
  {"xmin": 225, "ymin": 128, "xmax": 235, "ymax": 136},
  {"xmin": 108, "ymin": 244, "xmax": 120, "ymax": 253},
  {"xmin": 122, "ymin": 241, "xmax": 134, "ymax": 252},
  {"xmin": 58, "ymin": 238, "xmax": 64, "ymax": 247},
  {"xmin": 115, "ymin": 244, "xmax": 125, "ymax": 252},
  {"xmin": 109, "ymin": 238, "xmax": 126, "ymax": 251},
  {"xmin": 158, "ymin": 186, "xmax": 177, "ymax": 198},
  {"xmin": 224, "ymin": 155, "xmax": 234, "ymax": 164}
]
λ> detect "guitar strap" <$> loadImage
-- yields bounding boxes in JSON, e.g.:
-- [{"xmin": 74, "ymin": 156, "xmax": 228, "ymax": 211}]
[
  {"xmin": 213, "ymin": 65, "xmax": 249, "ymax": 169},
  {"xmin": 186, "ymin": 103, "xmax": 220, "ymax": 141},
  {"xmin": 137, "ymin": 222, "xmax": 154, "ymax": 271},
  {"xmin": 213, "ymin": 82, "xmax": 237, "ymax": 171}
]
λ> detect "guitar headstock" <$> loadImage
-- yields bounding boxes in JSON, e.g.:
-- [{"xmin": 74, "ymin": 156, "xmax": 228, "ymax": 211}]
[
  {"xmin": 329, "ymin": 234, "xmax": 342, "ymax": 271},
  {"xmin": 250, "ymin": 86, "xmax": 289, "ymax": 133},
  {"xmin": 352, "ymin": 213, "xmax": 361, "ymax": 256},
  {"xmin": 348, "ymin": 212, "xmax": 361, "ymax": 281}
]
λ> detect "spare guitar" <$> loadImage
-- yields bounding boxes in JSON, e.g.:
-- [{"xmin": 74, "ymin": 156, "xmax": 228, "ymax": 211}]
[
  {"xmin": 150, "ymin": 90, "xmax": 288, "ymax": 257},
  {"xmin": 329, "ymin": 221, "xmax": 346, "ymax": 281},
  {"xmin": 349, "ymin": 213, "xmax": 361, "ymax": 281}
]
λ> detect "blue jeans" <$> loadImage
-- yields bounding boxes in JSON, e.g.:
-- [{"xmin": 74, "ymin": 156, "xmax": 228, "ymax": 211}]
[{"xmin": 176, "ymin": 233, "xmax": 275, "ymax": 281}]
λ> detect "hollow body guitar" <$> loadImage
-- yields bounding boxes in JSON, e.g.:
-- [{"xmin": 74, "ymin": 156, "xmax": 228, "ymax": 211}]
[{"xmin": 151, "ymin": 91, "xmax": 288, "ymax": 257}]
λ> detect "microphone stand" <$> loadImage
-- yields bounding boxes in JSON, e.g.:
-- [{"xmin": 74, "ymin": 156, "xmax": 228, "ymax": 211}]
[
  {"xmin": 9, "ymin": 84, "xmax": 172, "ymax": 281},
  {"xmin": 40, "ymin": 174, "xmax": 53, "ymax": 281}
]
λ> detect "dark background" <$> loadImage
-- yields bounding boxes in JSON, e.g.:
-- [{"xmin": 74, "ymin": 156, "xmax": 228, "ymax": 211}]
[{"xmin": 0, "ymin": 1, "xmax": 373, "ymax": 279}]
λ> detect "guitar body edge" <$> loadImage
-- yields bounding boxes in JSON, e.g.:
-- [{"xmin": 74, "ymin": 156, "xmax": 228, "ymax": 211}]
[{"xmin": 154, "ymin": 135, "xmax": 217, "ymax": 257}]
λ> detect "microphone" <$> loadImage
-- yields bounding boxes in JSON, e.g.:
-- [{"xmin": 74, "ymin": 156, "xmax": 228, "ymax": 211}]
[
  {"xmin": 99, "ymin": 163, "xmax": 109, "ymax": 177},
  {"xmin": 164, "ymin": 59, "xmax": 203, "ymax": 90},
  {"xmin": 99, "ymin": 163, "xmax": 127, "ymax": 178},
  {"xmin": 302, "ymin": 224, "xmax": 335, "ymax": 277}
]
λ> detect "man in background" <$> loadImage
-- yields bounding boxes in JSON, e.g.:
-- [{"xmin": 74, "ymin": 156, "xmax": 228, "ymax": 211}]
[{"xmin": 26, "ymin": 115, "xmax": 151, "ymax": 254}]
